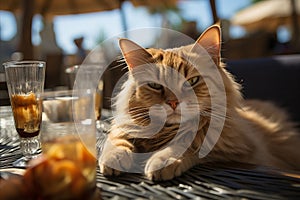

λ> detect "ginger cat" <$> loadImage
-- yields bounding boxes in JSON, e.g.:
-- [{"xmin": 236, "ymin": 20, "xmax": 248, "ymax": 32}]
[{"xmin": 99, "ymin": 24, "xmax": 300, "ymax": 181}]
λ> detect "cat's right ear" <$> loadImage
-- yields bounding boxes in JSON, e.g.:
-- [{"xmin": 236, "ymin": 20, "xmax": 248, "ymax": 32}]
[
  {"xmin": 119, "ymin": 39, "xmax": 153, "ymax": 70},
  {"xmin": 191, "ymin": 24, "xmax": 221, "ymax": 65}
]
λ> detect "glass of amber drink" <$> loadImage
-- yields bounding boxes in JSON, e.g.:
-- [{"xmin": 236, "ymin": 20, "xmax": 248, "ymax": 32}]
[
  {"xmin": 4, "ymin": 61, "xmax": 45, "ymax": 168},
  {"xmin": 40, "ymin": 90, "xmax": 99, "ymax": 199}
]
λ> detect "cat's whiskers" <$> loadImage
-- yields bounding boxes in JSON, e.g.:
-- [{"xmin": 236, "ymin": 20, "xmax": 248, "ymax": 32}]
[
  {"xmin": 200, "ymin": 110, "xmax": 228, "ymax": 121},
  {"xmin": 129, "ymin": 107, "xmax": 151, "ymax": 125},
  {"xmin": 107, "ymin": 58, "xmax": 128, "ymax": 71},
  {"xmin": 129, "ymin": 106, "xmax": 149, "ymax": 115},
  {"xmin": 129, "ymin": 111, "xmax": 148, "ymax": 119},
  {"xmin": 130, "ymin": 113, "xmax": 149, "ymax": 122},
  {"xmin": 185, "ymin": 101, "xmax": 233, "ymax": 126}
]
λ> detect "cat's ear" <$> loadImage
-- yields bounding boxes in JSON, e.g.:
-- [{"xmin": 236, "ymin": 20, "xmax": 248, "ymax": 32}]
[
  {"xmin": 119, "ymin": 38, "xmax": 153, "ymax": 70},
  {"xmin": 192, "ymin": 24, "xmax": 221, "ymax": 65}
]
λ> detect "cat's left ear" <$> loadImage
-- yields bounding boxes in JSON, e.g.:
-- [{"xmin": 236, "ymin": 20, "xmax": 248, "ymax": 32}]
[
  {"xmin": 119, "ymin": 38, "xmax": 153, "ymax": 70},
  {"xmin": 192, "ymin": 24, "xmax": 221, "ymax": 65}
]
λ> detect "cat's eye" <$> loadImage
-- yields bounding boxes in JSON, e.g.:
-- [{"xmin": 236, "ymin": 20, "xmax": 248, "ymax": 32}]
[
  {"xmin": 184, "ymin": 76, "xmax": 200, "ymax": 87},
  {"xmin": 148, "ymin": 82, "xmax": 163, "ymax": 90}
]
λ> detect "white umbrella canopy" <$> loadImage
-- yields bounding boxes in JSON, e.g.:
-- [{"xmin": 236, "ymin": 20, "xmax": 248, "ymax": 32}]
[
  {"xmin": 0, "ymin": 0, "xmax": 177, "ymax": 16},
  {"xmin": 0, "ymin": 0, "xmax": 178, "ymax": 59},
  {"xmin": 231, "ymin": 0, "xmax": 300, "ymax": 32}
]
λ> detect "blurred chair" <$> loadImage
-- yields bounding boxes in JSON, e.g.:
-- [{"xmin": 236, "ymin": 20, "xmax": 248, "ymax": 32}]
[
  {"xmin": 0, "ymin": 73, "xmax": 10, "ymax": 106},
  {"xmin": 44, "ymin": 53, "xmax": 64, "ymax": 89}
]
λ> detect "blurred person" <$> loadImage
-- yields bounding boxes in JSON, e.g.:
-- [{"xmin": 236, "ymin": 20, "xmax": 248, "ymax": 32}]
[
  {"xmin": 37, "ymin": 17, "xmax": 64, "ymax": 89},
  {"xmin": 73, "ymin": 36, "xmax": 87, "ymax": 64},
  {"xmin": 37, "ymin": 18, "xmax": 62, "ymax": 60}
]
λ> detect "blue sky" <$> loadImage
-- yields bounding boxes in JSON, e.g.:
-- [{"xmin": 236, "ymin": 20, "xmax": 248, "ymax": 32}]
[{"xmin": 0, "ymin": 0, "xmax": 251, "ymax": 54}]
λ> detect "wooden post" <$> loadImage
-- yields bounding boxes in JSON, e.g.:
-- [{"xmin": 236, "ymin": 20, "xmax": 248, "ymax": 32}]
[
  {"xmin": 209, "ymin": 0, "xmax": 219, "ymax": 24},
  {"xmin": 291, "ymin": 0, "xmax": 300, "ymax": 52},
  {"xmin": 119, "ymin": 0, "xmax": 128, "ymax": 37},
  {"xmin": 18, "ymin": 0, "xmax": 34, "ymax": 59}
]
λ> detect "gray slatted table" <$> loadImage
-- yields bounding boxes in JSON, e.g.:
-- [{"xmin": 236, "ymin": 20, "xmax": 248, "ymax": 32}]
[{"xmin": 1, "ymin": 106, "xmax": 300, "ymax": 199}]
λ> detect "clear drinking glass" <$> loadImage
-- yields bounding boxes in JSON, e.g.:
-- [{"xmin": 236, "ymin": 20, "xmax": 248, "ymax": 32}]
[
  {"xmin": 4, "ymin": 61, "xmax": 45, "ymax": 168},
  {"xmin": 40, "ymin": 90, "xmax": 99, "ymax": 199},
  {"xmin": 66, "ymin": 64, "xmax": 104, "ymax": 120}
]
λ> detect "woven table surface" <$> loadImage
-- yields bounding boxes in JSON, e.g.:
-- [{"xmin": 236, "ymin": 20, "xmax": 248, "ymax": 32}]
[
  {"xmin": 1, "ymin": 131, "xmax": 300, "ymax": 200},
  {"xmin": 1, "ymin": 106, "xmax": 300, "ymax": 200}
]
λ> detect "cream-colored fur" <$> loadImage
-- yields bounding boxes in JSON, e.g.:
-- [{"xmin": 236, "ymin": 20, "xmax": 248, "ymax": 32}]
[{"xmin": 99, "ymin": 25, "xmax": 300, "ymax": 181}]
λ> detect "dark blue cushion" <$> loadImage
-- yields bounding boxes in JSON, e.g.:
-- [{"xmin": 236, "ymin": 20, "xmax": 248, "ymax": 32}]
[{"xmin": 227, "ymin": 55, "xmax": 300, "ymax": 124}]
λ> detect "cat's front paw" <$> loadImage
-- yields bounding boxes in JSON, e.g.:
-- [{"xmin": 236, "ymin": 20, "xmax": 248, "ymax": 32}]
[
  {"xmin": 145, "ymin": 156, "xmax": 184, "ymax": 181},
  {"xmin": 99, "ymin": 148, "xmax": 132, "ymax": 176}
]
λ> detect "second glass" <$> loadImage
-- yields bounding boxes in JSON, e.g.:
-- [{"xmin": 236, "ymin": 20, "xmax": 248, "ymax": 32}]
[
  {"xmin": 4, "ymin": 60, "xmax": 45, "ymax": 168},
  {"xmin": 40, "ymin": 90, "xmax": 98, "ymax": 199}
]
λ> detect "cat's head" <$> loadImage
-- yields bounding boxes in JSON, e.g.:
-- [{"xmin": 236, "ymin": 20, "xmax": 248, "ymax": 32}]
[{"xmin": 116, "ymin": 24, "xmax": 239, "ymax": 126}]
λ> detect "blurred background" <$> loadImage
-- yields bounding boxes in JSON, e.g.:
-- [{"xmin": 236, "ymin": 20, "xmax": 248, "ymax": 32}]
[
  {"xmin": 1, "ymin": 0, "xmax": 299, "ymax": 69},
  {"xmin": 0, "ymin": 0, "xmax": 300, "ymax": 108}
]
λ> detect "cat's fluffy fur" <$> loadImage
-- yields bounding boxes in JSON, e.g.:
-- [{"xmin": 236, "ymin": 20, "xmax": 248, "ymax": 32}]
[{"xmin": 99, "ymin": 24, "xmax": 300, "ymax": 181}]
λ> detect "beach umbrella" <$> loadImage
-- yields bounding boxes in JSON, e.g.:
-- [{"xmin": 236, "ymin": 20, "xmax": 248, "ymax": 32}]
[
  {"xmin": 0, "ymin": 0, "xmax": 178, "ymax": 59},
  {"xmin": 231, "ymin": 0, "xmax": 300, "ymax": 32}
]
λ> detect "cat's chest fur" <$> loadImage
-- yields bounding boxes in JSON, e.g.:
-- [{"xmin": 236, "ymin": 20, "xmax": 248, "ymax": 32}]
[{"xmin": 127, "ymin": 124, "xmax": 180, "ymax": 152}]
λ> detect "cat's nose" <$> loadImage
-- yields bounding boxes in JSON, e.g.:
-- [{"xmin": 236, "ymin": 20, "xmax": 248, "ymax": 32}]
[{"xmin": 166, "ymin": 100, "xmax": 179, "ymax": 110}]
